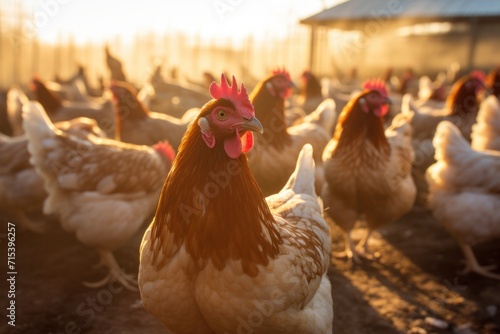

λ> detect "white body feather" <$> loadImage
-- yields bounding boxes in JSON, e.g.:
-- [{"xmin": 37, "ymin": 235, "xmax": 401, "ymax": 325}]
[{"xmin": 426, "ymin": 121, "xmax": 500, "ymax": 245}]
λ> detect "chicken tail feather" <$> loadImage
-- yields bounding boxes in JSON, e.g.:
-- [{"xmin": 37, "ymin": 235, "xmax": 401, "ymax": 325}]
[
  {"xmin": 6, "ymin": 87, "xmax": 29, "ymax": 135},
  {"xmin": 303, "ymin": 98, "xmax": 337, "ymax": 134},
  {"xmin": 401, "ymin": 93, "xmax": 418, "ymax": 115},
  {"xmin": 22, "ymin": 101, "xmax": 57, "ymax": 140},
  {"xmin": 433, "ymin": 121, "xmax": 470, "ymax": 163},
  {"xmin": 282, "ymin": 143, "xmax": 316, "ymax": 196}
]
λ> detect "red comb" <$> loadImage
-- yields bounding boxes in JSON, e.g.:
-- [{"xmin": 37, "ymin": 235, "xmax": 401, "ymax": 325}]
[
  {"xmin": 272, "ymin": 67, "xmax": 291, "ymax": 81},
  {"xmin": 209, "ymin": 73, "xmax": 254, "ymax": 118},
  {"xmin": 470, "ymin": 70, "xmax": 486, "ymax": 82},
  {"xmin": 153, "ymin": 141, "xmax": 176, "ymax": 163},
  {"xmin": 362, "ymin": 78, "xmax": 389, "ymax": 98}
]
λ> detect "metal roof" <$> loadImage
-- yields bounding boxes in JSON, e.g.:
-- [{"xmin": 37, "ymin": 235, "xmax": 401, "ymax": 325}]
[{"xmin": 301, "ymin": 0, "xmax": 500, "ymax": 26}]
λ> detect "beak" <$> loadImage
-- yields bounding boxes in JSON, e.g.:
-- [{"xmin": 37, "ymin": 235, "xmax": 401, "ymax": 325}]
[
  {"xmin": 384, "ymin": 97, "xmax": 393, "ymax": 105},
  {"xmin": 290, "ymin": 81, "xmax": 298, "ymax": 89},
  {"xmin": 238, "ymin": 116, "xmax": 264, "ymax": 134}
]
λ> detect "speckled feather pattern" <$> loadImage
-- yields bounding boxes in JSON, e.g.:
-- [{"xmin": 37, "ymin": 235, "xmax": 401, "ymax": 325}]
[
  {"xmin": 322, "ymin": 112, "xmax": 416, "ymax": 231},
  {"xmin": 23, "ymin": 102, "xmax": 172, "ymax": 250}
]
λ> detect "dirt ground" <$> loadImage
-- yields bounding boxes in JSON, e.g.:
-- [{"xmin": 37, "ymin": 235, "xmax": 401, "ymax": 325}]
[{"xmin": 1, "ymin": 206, "xmax": 499, "ymax": 334}]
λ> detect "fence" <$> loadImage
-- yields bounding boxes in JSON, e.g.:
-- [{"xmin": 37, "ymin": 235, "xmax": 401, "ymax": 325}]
[{"xmin": 0, "ymin": 6, "xmax": 313, "ymax": 89}]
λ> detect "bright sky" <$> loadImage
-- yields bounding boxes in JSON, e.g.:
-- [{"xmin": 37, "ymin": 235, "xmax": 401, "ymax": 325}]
[{"xmin": 1, "ymin": 0, "xmax": 341, "ymax": 44}]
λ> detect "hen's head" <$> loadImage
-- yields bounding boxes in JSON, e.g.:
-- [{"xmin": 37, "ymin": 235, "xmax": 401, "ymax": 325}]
[
  {"xmin": 30, "ymin": 77, "xmax": 46, "ymax": 93},
  {"xmin": 446, "ymin": 71, "xmax": 486, "ymax": 115},
  {"xmin": 196, "ymin": 74, "xmax": 263, "ymax": 159},
  {"xmin": 109, "ymin": 81, "xmax": 148, "ymax": 118},
  {"xmin": 467, "ymin": 71, "xmax": 487, "ymax": 93},
  {"xmin": 265, "ymin": 67, "xmax": 294, "ymax": 99},
  {"xmin": 109, "ymin": 80, "xmax": 135, "ymax": 98},
  {"xmin": 301, "ymin": 70, "xmax": 312, "ymax": 81},
  {"xmin": 29, "ymin": 76, "xmax": 62, "ymax": 114},
  {"xmin": 359, "ymin": 79, "xmax": 391, "ymax": 117}
]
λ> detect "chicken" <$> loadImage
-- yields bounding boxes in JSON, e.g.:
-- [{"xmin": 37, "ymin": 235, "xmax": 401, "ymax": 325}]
[
  {"xmin": 0, "ymin": 115, "xmax": 108, "ymax": 233},
  {"xmin": 109, "ymin": 81, "xmax": 194, "ymax": 150},
  {"xmin": 403, "ymin": 72, "xmax": 487, "ymax": 204},
  {"xmin": 285, "ymin": 70, "xmax": 327, "ymax": 127},
  {"xmin": 137, "ymin": 65, "xmax": 211, "ymax": 118},
  {"xmin": 105, "ymin": 45, "xmax": 127, "ymax": 82},
  {"xmin": 185, "ymin": 71, "xmax": 217, "ymax": 90},
  {"xmin": 322, "ymin": 79, "xmax": 416, "ymax": 262},
  {"xmin": 296, "ymin": 70, "xmax": 325, "ymax": 115},
  {"xmin": 139, "ymin": 74, "xmax": 333, "ymax": 333},
  {"xmin": 426, "ymin": 121, "xmax": 500, "ymax": 280},
  {"xmin": 407, "ymin": 71, "xmax": 486, "ymax": 150},
  {"xmin": 6, "ymin": 86, "xmax": 30, "ymax": 136},
  {"xmin": 416, "ymin": 75, "xmax": 447, "ymax": 108},
  {"xmin": 247, "ymin": 68, "xmax": 336, "ymax": 195},
  {"xmin": 0, "ymin": 89, "xmax": 11, "ymax": 136},
  {"xmin": 396, "ymin": 68, "xmax": 417, "ymax": 96},
  {"xmin": 30, "ymin": 77, "xmax": 115, "ymax": 137},
  {"xmin": 0, "ymin": 133, "xmax": 46, "ymax": 232},
  {"xmin": 55, "ymin": 65, "xmax": 104, "ymax": 98},
  {"xmin": 471, "ymin": 95, "xmax": 500, "ymax": 151},
  {"xmin": 23, "ymin": 101, "xmax": 175, "ymax": 290}
]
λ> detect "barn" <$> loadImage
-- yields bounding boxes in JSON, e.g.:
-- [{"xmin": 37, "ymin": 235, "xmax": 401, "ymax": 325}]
[{"xmin": 300, "ymin": 0, "xmax": 500, "ymax": 78}]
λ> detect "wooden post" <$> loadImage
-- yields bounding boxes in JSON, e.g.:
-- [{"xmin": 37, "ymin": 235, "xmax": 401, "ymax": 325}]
[
  {"xmin": 309, "ymin": 25, "xmax": 317, "ymax": 72},
  {"xmin": 467, "ymin": 17, "xmax": 478, "ymax": 71}
]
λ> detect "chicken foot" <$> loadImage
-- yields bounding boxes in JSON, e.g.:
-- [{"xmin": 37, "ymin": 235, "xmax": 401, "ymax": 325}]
[
  {"xmin": 458, "ymin": 243, "xmax": 500, "ymax": 280},
  {"xmin": 333, "ymin": 229, "xmax": 381, "ymax": 264},
  {"xmin": 83, "ymin": 250, "xmax": 139, "ymax": 291},
  {"xmin": 333, "ymin": 232, "xmax": 366, "ymax": 264},
  {"xmin": 355, "ymin": 229, "xmax": 381, "ymax": 260}
]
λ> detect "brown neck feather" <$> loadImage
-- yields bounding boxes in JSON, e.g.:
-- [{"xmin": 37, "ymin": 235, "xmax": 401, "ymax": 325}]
[
  {"xmin": 34, "ymin": 81, "xmax": 62, "ymax": 114},
  {"xmin": 333, "ymin": 93, "xmax": 390, "ymax": 156},
  {"xmin": 487, "ymin": 68, "xmax": 500, "ymax": 98},
  {"xmin": 250, "ymin": 78, "xmax": 291, "ymax": 150},
  {"xmin": 445, "ymin": 77, "xmax": 479, "ymax": 116},
  {"xmin": 114, "ymin": 89, "xmax": 149, "ymax": 140},
  {"xmin": 151, "ymin": 116, "xmax": 282, "ymax": 276},
  {"xmin": 302, "ymin": 75, "xmax": 322, "ymax": 100}
]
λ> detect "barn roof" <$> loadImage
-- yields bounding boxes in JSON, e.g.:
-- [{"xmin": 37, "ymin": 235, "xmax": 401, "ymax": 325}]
[{"xmin": 301, "ymin": 0, "xmax": 500, "ymax": 27}]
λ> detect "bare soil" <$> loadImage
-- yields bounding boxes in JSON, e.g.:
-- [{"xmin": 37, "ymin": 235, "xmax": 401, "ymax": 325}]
[{"xmin": 1, "ymin": 206, "xmax": 499, "ymax": 334}]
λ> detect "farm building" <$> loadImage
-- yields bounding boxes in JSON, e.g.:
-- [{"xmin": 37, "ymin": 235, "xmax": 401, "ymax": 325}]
[{"xmin": 300, "ymin": 0, "xmax": 500, "ymax": 78}]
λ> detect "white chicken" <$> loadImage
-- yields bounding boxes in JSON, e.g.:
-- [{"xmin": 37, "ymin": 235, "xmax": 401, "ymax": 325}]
[
  {"xmin": 426, "ymin": 121, "xmax": 500, "ymax": 280},
  {"xmin": 471, "ymin": 95, "xmax": 500, "ymax": 151},
  {"xmin": 0, "ymin": 115, "xmax": 108, "ymax": 233},
  {"xmin": 23, "ymin": 101, "xmax": 175, "ymax": 290}
]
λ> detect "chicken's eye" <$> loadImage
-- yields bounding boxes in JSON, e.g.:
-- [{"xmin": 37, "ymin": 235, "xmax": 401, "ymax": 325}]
[{"xmin": 216, "ymin": 109, "xmax": 228, "ymax": 120}]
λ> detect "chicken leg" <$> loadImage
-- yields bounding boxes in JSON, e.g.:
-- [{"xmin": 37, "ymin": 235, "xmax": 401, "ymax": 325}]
[
  {"xmin": 333, "ymin": 228, "xmax": 381, "ymax": 264},
  {"xmin": 83, "ymin": 250, "xmax": 139, "ymax": 291},
  {"xmin": 458, "ymin": 242, "xmax": 500, "ymax": 280},
  {"xmin": 333, "ymin": 231, "xmax": 367, "ymax": 264},
  {"xmin": 355, "ymin": 229, "xmax": 381, "ymax": 260}
]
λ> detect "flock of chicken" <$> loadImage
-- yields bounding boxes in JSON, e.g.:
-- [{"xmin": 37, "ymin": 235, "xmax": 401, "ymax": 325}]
[{"xmin": 1, "ymin": 46, "xmax": 500, "ymax": 333}]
